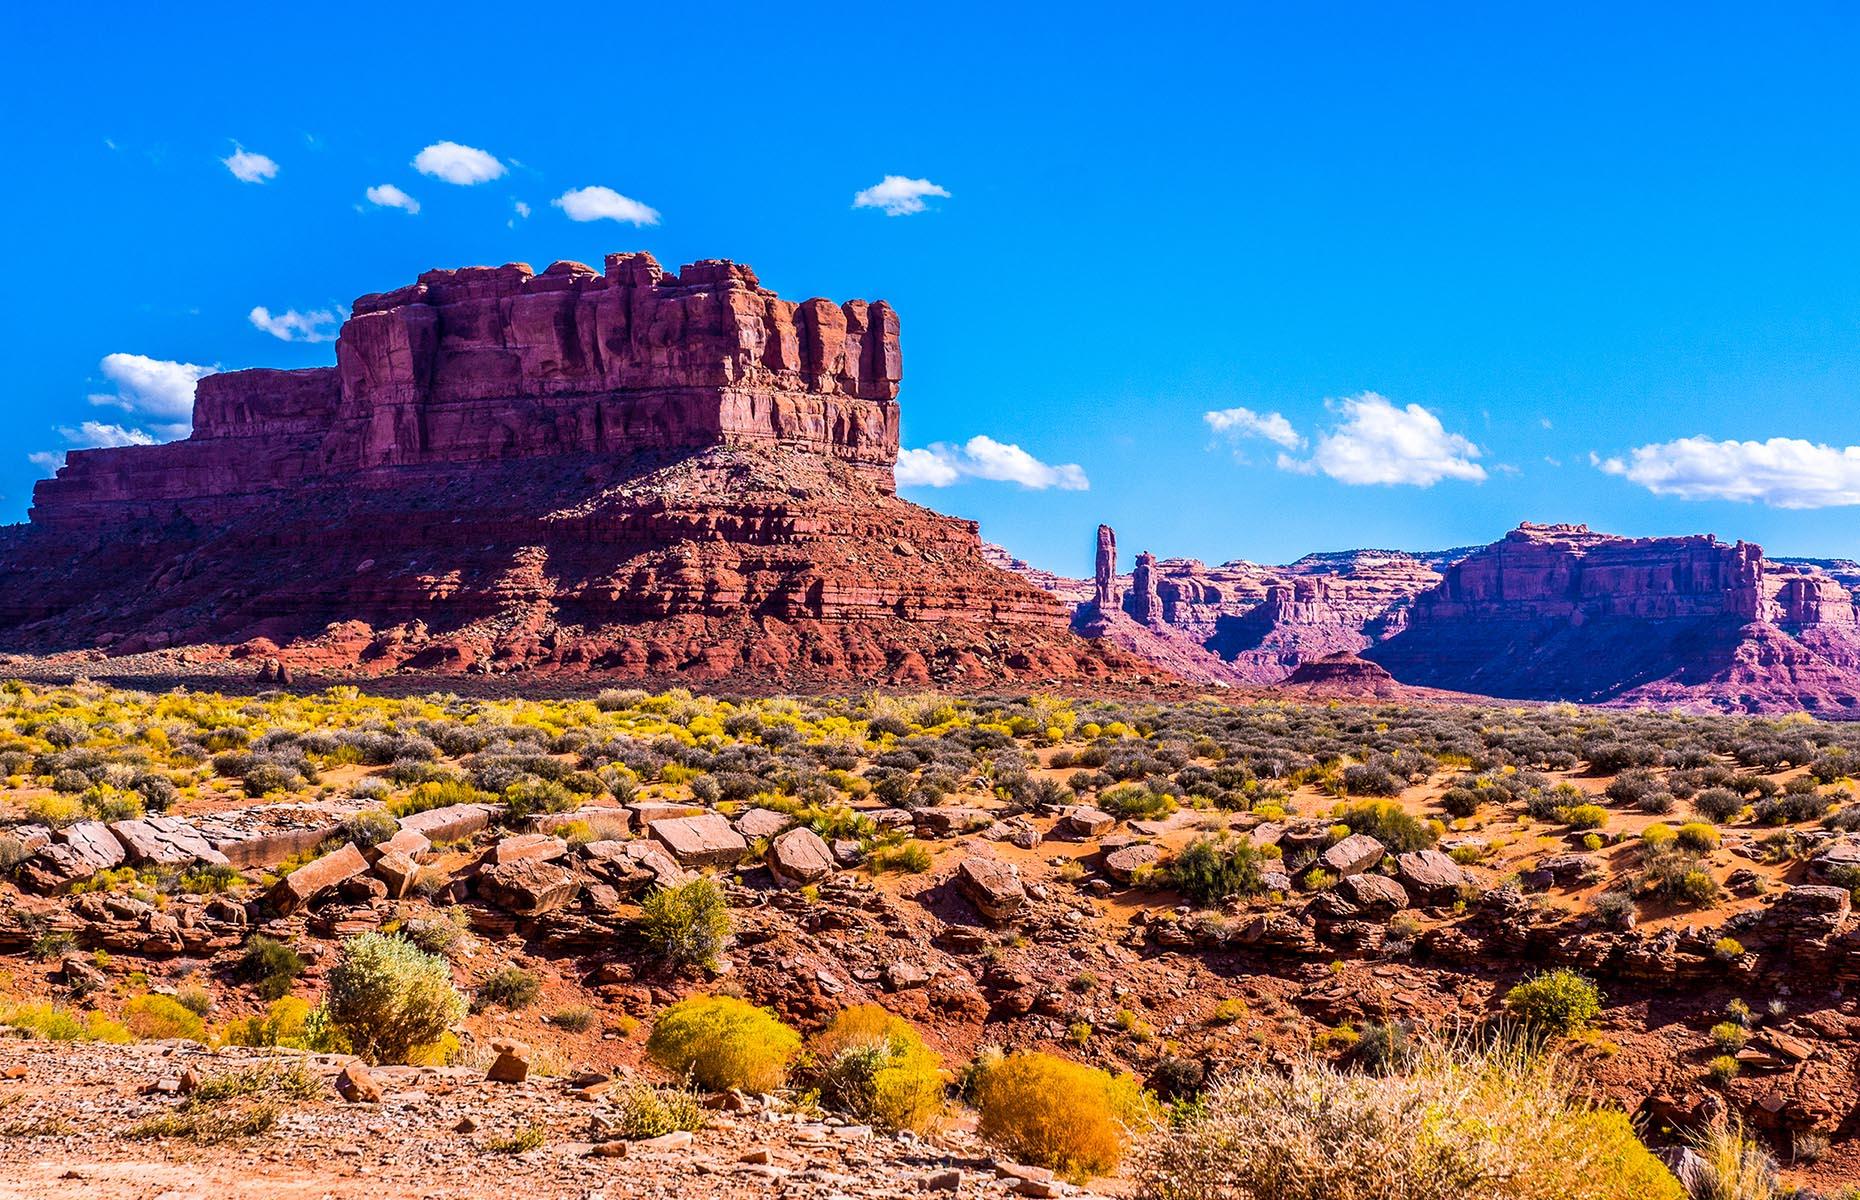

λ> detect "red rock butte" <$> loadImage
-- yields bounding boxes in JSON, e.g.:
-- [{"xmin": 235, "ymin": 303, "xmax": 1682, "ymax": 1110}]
[{"xmin": 0, "ymin": 252, "xmax": 1141, "ymax": 684}]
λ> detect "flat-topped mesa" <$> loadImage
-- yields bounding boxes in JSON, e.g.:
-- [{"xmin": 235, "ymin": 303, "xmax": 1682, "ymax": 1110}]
[
  {"xmin": 31, "ymin": 252, "xmax": 901, "ymax": 532},
  {"xmin": 1414, "ymin": 523, "xmax": 1771, "ymax": 623}
]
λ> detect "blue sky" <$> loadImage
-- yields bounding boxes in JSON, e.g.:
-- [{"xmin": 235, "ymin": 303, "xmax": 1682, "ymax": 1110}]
[{"xmin": 5, "ymin": 3, "xmax": 1860, "ymax": 576}]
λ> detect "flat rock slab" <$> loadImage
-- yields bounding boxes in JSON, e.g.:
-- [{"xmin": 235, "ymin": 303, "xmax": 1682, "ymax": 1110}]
[
  {"xmin": 648, "ymin": 813, "xmax": 747, "ymax": 868},
  {"xmin": 370, "ymin": 827, "xmax": 431, "ymax": 863},
  {"xmin": 487, "ymin": 834, "xmax": 568, "ymax": 866},
  {"xmin": 735, "ymin": 808, "xmax": 792, "ymax": 840},
  {"xmin": 956, "ymin": 855, "xmax": 1025, "ymax": 923},
  {"xmin": 915, "ymin": 807, "xmax": 993, "ymax": 837},
  {"xmin": 1395, "ymin": 849, "xmax": 1473, "ymax": 900},
  {"xmin": 270, "ymin": 842, "xmax": 368, "ymax": 914},
  {"xmin": 18, "ymin": 821, "xmax": 128, "ymax": 892},
  {"xmin": 191, "ymin": 802, "xmax": 357, "ymax": 869},
  {"xmin": 479, "ymin": 857, "xmax": 580, "ymax": 916},
  {"xmin": 582, "ymin": 839, "xmax": 686, "ymax": 895},
  {"xmin": 767, "ymin": 827, "xmax": 834, "ymax": 887},
  {"xmin": 398, "ymin": 803, "xmax": 498, "ymax": 844},
  {"xmin": 628, "ymin": 801, "xmax": 707, "ymax": 828},
  {"xmin": 1102, "ymin": 842, "xmax": 1162, "ymax": 884},
  {"xmin": 110, "ymin": 816, "xmax": 230, "ymax": 868},
  {"xmin": 1321, "ymin": 833, "xmax": 1385, "ymax": 877},
  {"xmin": 1056, "ymin": 806, "xmax": 1115, "ymax": 840},
  {"xmin": 1811, "ymin": 837, "xmax": 1860, "ymax": 878},
  {"xmin": 1337, "ymin": 872, "xmax": 1409, "ymax": 912}
]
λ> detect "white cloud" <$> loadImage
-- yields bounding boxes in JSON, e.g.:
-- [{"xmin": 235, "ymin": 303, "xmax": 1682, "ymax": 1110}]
[
  {"xmin": 365, "ymin": 183, "xmax": 420, "ymax": 214},
  {"xmin": 413, "ymin": 141, "xmax": 505, "ymax": 185},
  {"xmin": 852, "ymin": 175, "xmax": 951, "ymax": 216},
  {"xmin": 895, "ymin": 447, "xmax": 963, "ymax": 488},
  {"xmin": 222, "ymin": 146, "xmax": 278, "ymax": 184},
  {"xmin": 895, "ymin": 435, "xmax": 1088, "ymax": 490},
  {"xmin": 1595, "ymin": 435, "xmax": 1860, "ymax": 508},
  {"xmin": 249, "ymin": 306, "xmax": 340, "ymax": 343},
  {"xmin": 1204, "ymin": 406, "xmax": 1302, "ymax": 450},
  {"xmin": 58, "ymin": 421, "xmax": 157, "ymax": 448},
  {"xmin": 27, "ymin": 451, "xmax": 64, "ymax": 471},
  {"xmin": 552, "ymin": 186, "xmax": 660, "ymax": 226},
  {"xmin": 87, "ymin": 353, "xmax": 215, "ymax": 422},
  {"xmin": 1280, "ymin": 392, "xmax": 1485, "ymax": 486}
]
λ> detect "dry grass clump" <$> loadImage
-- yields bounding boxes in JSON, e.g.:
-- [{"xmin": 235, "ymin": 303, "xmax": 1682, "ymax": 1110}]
[
  {"xmin": 1135, "ymin": 1039, "xmax": 1682, "ymax": 1200},
  {"xmin": 609, "ymin": 1078, "xmax": 708, "ymax": 1138},
  {"xmin": 1682, "ymin": 1117, "xmax": 1779, "ymax": 1200}
]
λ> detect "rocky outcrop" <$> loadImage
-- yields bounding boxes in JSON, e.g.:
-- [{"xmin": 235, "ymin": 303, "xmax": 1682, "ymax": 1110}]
[
  {"xmin": 0, "ymin": 253, "xmax": 1143, "ymax": 686},
  {"xmin": 1015, "ymin": 520, "xmax": 1860, "ymax": 712},
  {"xmin": 1093, "ymin": 525, "xmax": 1120, "ymax": 614},
  {"xmin": 1058, "ymin": 526, "xmax": 1451, "ymax": 685},
  {"xmin": 1367, "ymin": 523, "xmax": 1860, "ymax": 713}
]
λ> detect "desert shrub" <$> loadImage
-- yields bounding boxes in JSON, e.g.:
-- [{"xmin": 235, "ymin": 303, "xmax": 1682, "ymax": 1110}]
[
  {"xmin": 1709, "ymin": 1021, "xmax": 1748, "ymax": 1053},
  {"xmin": 1592, "ymin": 890, "xmax": 1637, "ymax": 930},
  {"xmin": 809, "ymin": 1004, "xmax": 945, "ymax": 1132},
  {"xmin": 398, "ymin": 911, "xmax": 469, "ymax": 960},
  {"xmin": 220, "ymin": 996, "xmax": 314, "ymax": 1047},
  {"xmin": 1097, "ymin": 783, "xmax": 1176, "ymax": 820},
  {"xmin": 338, "ymin": 808, "xmax": 399, "ymax": 849},
  {"xmin": 1503, "ymin": 969, "xmax": 1602, "ymax": 1036},
  {"xmin": 0, "ymin": 1000, "xmax": 131, "ymax": 1043},
  {"xmin": 386, "ymin": 779, "xmax": 494, "ymax": 818},
  {"xmin": 1604, "ymin": 771, "xmax": 1659, "ymax": 808},
  {"xmin": 239, "ymin": 935, "xmax": 306, "ymax": 1001},
  {"xmin": 1676, "ymin": 822, "xmax": 1721, "ymax": 853},
  {"xmin": 972, "ymin": 1050, "xmax": 1153, "ymax": 1180},
  {"xmin": 1354, "ymin": 1020, "xmax": 1416, "ymax": 1074},
  {"xmin": 1753, "ymin": 790, "xmax": 1831, "ymax": 826},
  {"xmin": 1170, "ymin": 835, "xmax": 1274, "ymax": 905},
  {"xmin": 609, "ymin": 1078, "xmax": 708, "ymax": 1138},
  {"xmin": 1439, "ymin": 786, "xmax": 1483, "ymax": 818},
  {"xmin": 25, "ymin": 792, "xmax": 84, "ymax": 829},
  {"xmin": 323, "ymin": 932, "xmax": 466, "ymax": 1064},
  {"xmin": 1135, "ymin": 1039, "xmax": 1682, "ymax": 1200},
  {"xmin": 125, "ymin": 994, "xmax": 205, "ymax": 1042},
  {"xmin": 1332, "ymin": 799, "xmax": 1437, "ymax": 852},
  {"xmin": 127, "ymin": 1101, "xmax": 280, "ymax": 1143},
  {"xmin": 638, "ymin": 877, "xmax": 732, "ymax": 972},
  {"xmin": 1564, "ymin": 804, "xmax": 1608, "ymax": 831},
  {"xmin": 645, "ymin": 995, "xmax": 800, "ymax": 1092},
  {"xmin": 548, "ymin": 1005, "xmax": 596, "ymax": 1032},
  {"xmin": 242, "ymin": 761, "xmax": 303, "ymax": 797},
  {"xmin": 1341, "ymin": 762, "xmax": 1402, "ymax": 797},
  {"xmin": 1640, "ymin": 845, "xmax": 1720, "ymax": 905},
  {"xmin": 1692, "ymin": 788, "xmax": 1746, "ymax": 823},
  {"xmin": 474, "ymin": 967, "xmax": 541, "ymax": 1011}
]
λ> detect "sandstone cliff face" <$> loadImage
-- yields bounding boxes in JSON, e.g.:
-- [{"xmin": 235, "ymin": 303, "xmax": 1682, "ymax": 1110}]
[
  {"xmin": 1006, "ymin": 520, "xmax": 1860, "ymax": 712},
  {"xmin": 0, "ymin": 254, "xmax": 1140, "ymax": 686},
  {"xmin": 32, "ymin": 255, "xmax": 901, "ymax": 538},
  {"xmin": 1365, "ymin": 523, "xmax": 1860, "ymax": 713},
  {"xmin": 1059, "ymin": 530, "xmax": 1446, "ymax": 685}
]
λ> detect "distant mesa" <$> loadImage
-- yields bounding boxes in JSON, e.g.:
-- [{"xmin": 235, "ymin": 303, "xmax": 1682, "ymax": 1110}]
[
  {"xmin": 1035, "ymin": 519, "xmax": 1860, "ymax": 715},
  {"xmin": 0, "ymin": 252, "xmax": 1146, "ymax": 685}
]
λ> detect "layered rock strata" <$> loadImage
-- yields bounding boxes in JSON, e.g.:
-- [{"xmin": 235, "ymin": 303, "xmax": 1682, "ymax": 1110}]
[
  {"xmin": 0, "ymin": 253, "xmax": 1137, "ymax": 685},
  {"xmin": 1023, "ymin": 519, "xmax": 1860, "ymax": 712},
  {"xmin": 1367, "ymin": 523, "xmax": 1860, "ymax": 712}
]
